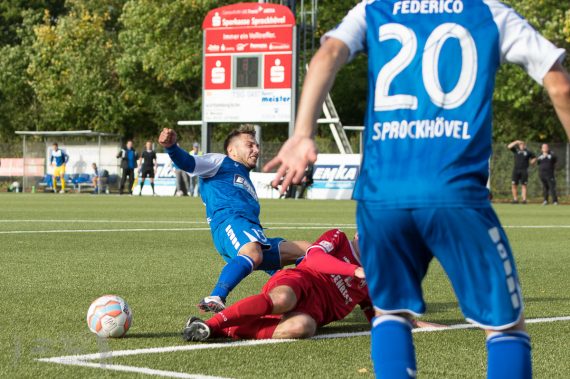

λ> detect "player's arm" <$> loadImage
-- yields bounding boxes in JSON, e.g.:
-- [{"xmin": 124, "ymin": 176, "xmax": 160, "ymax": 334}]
[
  {"xmin": 544, "ymin": 62, "xmax": 570, "ymax": 141},
  {"xmin": 158, "ymin": 128, "xmax": 224, "ymax": 177},
  {"xmin": 158, "ymin": 128, "xmax": 197, "ymax": 172},
  {"xmin": 302, "ymin": 230, "xmax": 363, "ymax": 277},
  {"xmin": 303, "ymin": 246, "xmax": 361, "ymax": 277},
  {"xmin": 63, "ymin": 151, "xmax": 69, "ymax": 164},
  {"xmin": 507, "ymin": 140, "xmax": 521, "ymax": 150}
]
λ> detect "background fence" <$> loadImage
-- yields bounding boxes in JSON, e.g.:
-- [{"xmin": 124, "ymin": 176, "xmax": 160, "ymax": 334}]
[{"xmin": 1, "ymin": 138, "xmax": 569, "ymax": 200}]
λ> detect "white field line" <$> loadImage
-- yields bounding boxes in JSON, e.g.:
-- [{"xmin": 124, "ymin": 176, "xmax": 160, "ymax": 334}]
[
  {"xmin": 2, "ymin": 224, "xmax": 570, "ymax": 235},
  {"xmin": 36, "ymin": 315, "xmax": 570, "ymax": 378},
  {"xmin": 0, "ymin": 226, "xmax": 357, "ymax": 235},
  {"xmin": 38, "ymin": 359, "xmax": 229, "ymax": 379},
  {"xmin": 0, "ymin": 220, "xmax": 356, "ymax": 227},
  {"xmin": 1, "ymin": 219, "xmax": 570, "ymax": 229}
]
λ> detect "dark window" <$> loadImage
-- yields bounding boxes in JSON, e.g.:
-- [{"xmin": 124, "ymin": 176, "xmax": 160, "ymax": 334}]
[{"xmin": 235, "ymin": 57, "xmax": 259, "ymax": 88}]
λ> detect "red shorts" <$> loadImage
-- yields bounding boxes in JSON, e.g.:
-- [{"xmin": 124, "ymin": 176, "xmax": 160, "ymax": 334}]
[{"xmin": 262, "ymin": 268, "xmax": 328, "ymax": 325}]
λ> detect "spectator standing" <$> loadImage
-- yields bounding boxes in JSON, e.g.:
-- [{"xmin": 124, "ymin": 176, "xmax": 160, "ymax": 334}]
[
  {"xmin": 50, "ymin": 142, "xmax": 69, "ymax": 194},
  {"xmin": 116, "ymin": 140, "xmax": 139, "ymax": 195},
  {"xmin": 507, "ymin": 140, "xmax": 536, "ymax": 203},
  {"xmin": 174, "ymin": 162, "xmax": 190, "ymax": 196},
  {"xmin": 91, "ymin": 163, "xmax": 100, "ymax": 194},
  {"xmin": 138, "ymin": 141, "xmax": 158, "ymax": 196},
  {"xmin": 536, "ymin": 143, "xmax": 558, "ymax": 205},
  {"xmin": 189, "ymin": 142, "xmax": 203, "ymax": 196}
]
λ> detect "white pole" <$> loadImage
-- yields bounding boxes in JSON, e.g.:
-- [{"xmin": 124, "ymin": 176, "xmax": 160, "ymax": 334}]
[
  {"xmin": 98, "ymin": 135, "xmax": 102, "ymax": 194},
  {"xmin": 566, "ymin": 143, "xmax": 570, "ymax": 195}
]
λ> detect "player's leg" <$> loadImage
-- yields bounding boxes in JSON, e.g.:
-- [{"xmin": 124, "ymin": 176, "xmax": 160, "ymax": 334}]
[
  {"xmin": 60, "ymin": 166, "xmax": 66, "ymax": 192},
  {"xmin": 203, "ymin": 241, "xmax": 261, "ymax": 311},
  {"xmin": 52, "ymin": 168, "xmax": 58, "ymax": 192},
  {"xmin": 278, "ymin": 240, "xmax": 310, "ymax": 265},
  {"xmin": 202, "ymin": 220, "xmax": 270, "ymax": 311},
  {"xmin": 272, "ymin": 312, "xmax": 317, "ymax": 339},
  {"xmin": 511, "ymin": 171, "xmax": 519, "ymax": 202},
  {"xmin": 357, "ymin": 203, "xmax": 432, "ymax": 378},
  {"xmin": 138, "ymin": 171, "xmax": 146, "ymax": 195},
  {"xmin": 549, "ymin": 177, "xmax": 558, "ymax": 204},
  {"xmin": 185, "ymin": 272, "xmax": 305, "ymax": 341},
  {"xmin": 128, "ymin": 169, "xmax": 135, "ymax": 194},
  {"xmin": 119, "ymin": 169, "xmax": 126, "ymax": 194},
  {"xmin": 149, "ymin": 170, "xmax": 155, "ymax": 194},
  {"xmin": 485, "ymin": 319, "xmax": 530, "ymax": 379},
  {"xmin": 417, "ymin": 207, "xmax": 531, "ymax": 379},
  {"xmin": 521, "ymin": 172, "xmax": 528, "ymax": 203},
  {"xmin": 540, "ymin": 176, "xmax": 549, "ymax": 204}
]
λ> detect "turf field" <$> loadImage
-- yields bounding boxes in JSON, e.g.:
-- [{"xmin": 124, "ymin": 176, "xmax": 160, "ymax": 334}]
[{"xmin": 0, "ymin": 193, "xmax": 569, "ymax": 378}]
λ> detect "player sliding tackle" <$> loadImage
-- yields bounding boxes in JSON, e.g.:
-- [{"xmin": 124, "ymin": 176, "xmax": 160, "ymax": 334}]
[
  {"xmin": 183, "ymin": 229, "xmax": 441, "ymax": 341},
  {"xmin": 158, "ymin": 126, "xmax": 308, "ymax": 313}
]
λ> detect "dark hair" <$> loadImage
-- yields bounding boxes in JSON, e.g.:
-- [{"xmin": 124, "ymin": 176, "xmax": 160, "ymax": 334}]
[
  {"xmin": 52, "ymin": 142, "xmax": 58, "ymax": 146},
  {"xmin": 223, "ymin": 125, "xmax": 256, "ymax": 154}
]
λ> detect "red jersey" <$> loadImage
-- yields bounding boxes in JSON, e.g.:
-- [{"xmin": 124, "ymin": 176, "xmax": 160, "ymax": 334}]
[{"xmin": 294, "ymin": 229, "xmax": 373, "ymax": 325}]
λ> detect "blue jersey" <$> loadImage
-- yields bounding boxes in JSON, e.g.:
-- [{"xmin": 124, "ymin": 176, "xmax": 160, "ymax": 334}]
[
  {"xmin": 166, "ymin": 145, "xmax": 261, "ymax": 232},
  {"xmin": 325, "ymin": 0, "xmax": 565, "ymax": 208},
  {"xmin": 50, "ymin": 149, "xmax": 68, "ymax": 167}
]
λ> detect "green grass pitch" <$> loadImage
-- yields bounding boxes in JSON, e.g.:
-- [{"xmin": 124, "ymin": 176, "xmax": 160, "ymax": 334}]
[{"xmin": 0, "ymin": 194, "xmax": 569, "ymax": 378}]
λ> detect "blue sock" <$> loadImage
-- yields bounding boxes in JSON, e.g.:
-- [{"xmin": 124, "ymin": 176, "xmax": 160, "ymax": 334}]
[
  {"xmin": 210, "ymin": 255, "xmax": 254, "ymax": 300},
  {"xmin": 371, "ymin": 315, "xmax": 417, "ymax": 378},
  {"xmin": 487, "ymin": 331, "xmax": 531, "ymax": 379}
]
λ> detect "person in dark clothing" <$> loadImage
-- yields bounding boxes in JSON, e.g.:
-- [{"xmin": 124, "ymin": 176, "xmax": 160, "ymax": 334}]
[
  {"xmin": 116, "ymin": 140, "xmax": 139, "ymax": 195},
  {"xmin": 138, "ymin": 141, "xmax": 158, "ymax": 196},
  {"xmin": 507, "ymin": 140, "xmax": 536, "ymax": 204},
  {"xmin": 536, "ymin": 143, "xmax": 558, "ymax": 205}
]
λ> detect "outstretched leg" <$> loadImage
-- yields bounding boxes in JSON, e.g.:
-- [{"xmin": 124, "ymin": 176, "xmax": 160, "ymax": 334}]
[{"xmin": 184, "ymin": 285, "xmax": 298, "ymax": 342}]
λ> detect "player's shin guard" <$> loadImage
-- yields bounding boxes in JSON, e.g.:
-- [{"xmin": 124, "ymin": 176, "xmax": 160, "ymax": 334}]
[
  {"xmin": 487, "ymin": 331, "xmax": 531, "ymax": 379},
  {"xmin": 371, "ymin": 315, "xmax": 417, "ymax": 379},
  {"xmin": 210, "ymin": 255, "xmax": 255, "ymax": 300}
]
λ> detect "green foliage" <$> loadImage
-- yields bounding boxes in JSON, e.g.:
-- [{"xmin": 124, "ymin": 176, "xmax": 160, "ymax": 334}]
[
  {"xmin": 0, "ymin": 0, "xmax": 568, "ymax": 144},
  {"xmin": 27, "ymin": 9, "xmax": 126, "ymax": 133}
]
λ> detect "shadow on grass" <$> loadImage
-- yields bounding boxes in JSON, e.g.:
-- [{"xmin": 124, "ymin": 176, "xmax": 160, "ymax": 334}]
[{"xmin": 125, "ymin": 331, "xmax": 182, "ymax": 339}]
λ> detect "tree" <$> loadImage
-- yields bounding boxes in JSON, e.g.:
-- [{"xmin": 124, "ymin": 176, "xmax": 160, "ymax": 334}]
[{"xmin": 27, "ymin": 8, "xmax": 127, "ymax": 133}]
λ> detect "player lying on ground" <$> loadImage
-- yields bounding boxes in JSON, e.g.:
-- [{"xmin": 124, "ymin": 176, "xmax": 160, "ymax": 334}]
[
  {"xmin": 158, "ymin": 126, "xmax": 308, "ymax": 313},
  {"xmin": 183, "ymin": 229, "xmax": 441, "ymax": 341}
]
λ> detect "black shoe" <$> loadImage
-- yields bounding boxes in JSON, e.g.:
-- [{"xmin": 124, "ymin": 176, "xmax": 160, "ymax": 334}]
[
  {"xmin": 511, "ymin": 199, "xmax": 518, "ymax": 204},
  {"xmin": 182, "ymin": 317, "xmax": 211, "ymax": 342},
  {"xmin": 521, "ymin": 200, "xmax": 527, "ymax": 204}
]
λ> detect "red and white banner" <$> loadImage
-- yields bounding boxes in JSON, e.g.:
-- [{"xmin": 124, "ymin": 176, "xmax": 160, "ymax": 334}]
[{"xmin": 202, "ymin": 3, "xmax": 295, "ymax": 122}]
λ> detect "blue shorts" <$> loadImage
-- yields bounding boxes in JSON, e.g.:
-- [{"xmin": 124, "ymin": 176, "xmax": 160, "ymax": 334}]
[
  {"xmin": 356, "ymin": 203, "xmax": 523, "ymax": 330},
  {"xmin": 212, "ymin": 217, "xmax": 284, "ymax": 272}
]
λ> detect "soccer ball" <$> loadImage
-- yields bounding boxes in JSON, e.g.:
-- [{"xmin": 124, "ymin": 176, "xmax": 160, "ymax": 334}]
[{"xmin": 87, "ymin": 295, "xmax": 132, "ymax": 338}]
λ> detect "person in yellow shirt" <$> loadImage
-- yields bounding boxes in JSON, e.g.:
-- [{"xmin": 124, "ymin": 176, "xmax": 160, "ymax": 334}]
[{"xmin": 50, "ymin": 142, "xmax": 69, "ymax": 193}]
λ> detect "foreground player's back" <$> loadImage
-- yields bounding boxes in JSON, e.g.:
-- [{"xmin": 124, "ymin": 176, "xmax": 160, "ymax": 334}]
[{"xmin": 326, "ymin": 0, "xmax": 565, "ymax": 207}]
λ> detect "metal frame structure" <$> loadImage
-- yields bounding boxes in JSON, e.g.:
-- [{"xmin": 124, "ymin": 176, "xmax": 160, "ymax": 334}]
[{"xmin": 15, "ymin": 130, "xmax": 119, "ymax": 192}]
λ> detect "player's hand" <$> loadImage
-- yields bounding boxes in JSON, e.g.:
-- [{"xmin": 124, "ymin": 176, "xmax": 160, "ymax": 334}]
[
  {"xmin": 354, "ymin": 267, "xmax": 365, "ymax": 279},
  {"xmin": 158, "ymin": 128, "xmax": 177, "ymax": 148},
  {"xmin": 263, "ymin": 135, "xmax": 317, "ymax": 194}
]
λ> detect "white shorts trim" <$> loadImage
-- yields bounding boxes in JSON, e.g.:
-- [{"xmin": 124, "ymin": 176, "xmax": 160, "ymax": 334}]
[{"xmin": 373, "ymin": 306, "xmax": 423, "ymax": 318}]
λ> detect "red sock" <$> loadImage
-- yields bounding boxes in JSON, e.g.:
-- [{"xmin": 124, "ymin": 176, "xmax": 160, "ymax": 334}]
[
  {"xmin": 219, "ymin": 316, "xmax": 281, "ymax": 340},
  {"xmin": 206, "ymin": 293, "xmax": 273, "ymax": 333}
]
